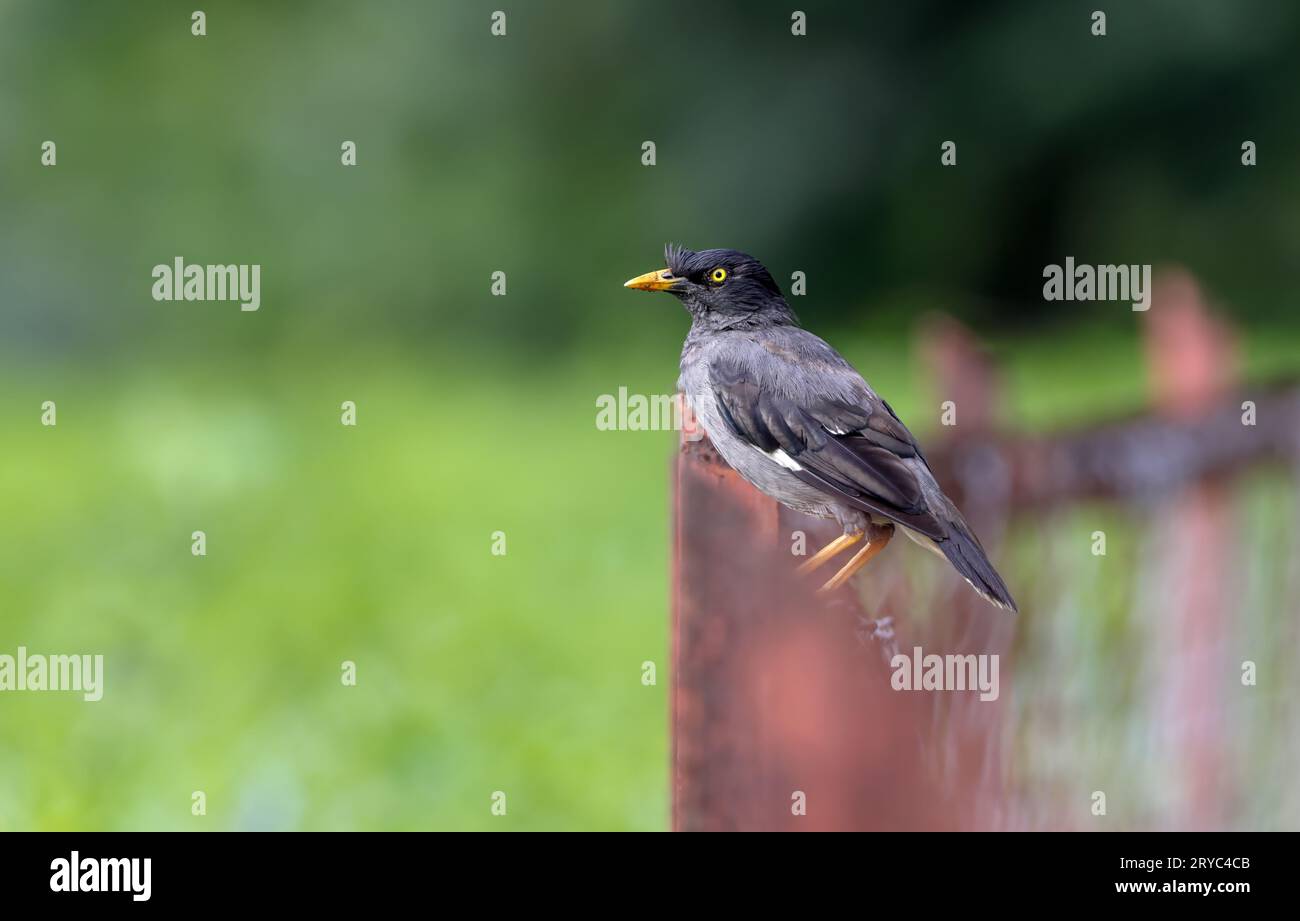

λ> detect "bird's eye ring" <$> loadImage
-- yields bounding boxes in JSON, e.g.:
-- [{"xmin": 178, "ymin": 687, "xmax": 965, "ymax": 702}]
[{"xmin": 710, "ymin": 267, "xmax": 727, "ymax": 283}]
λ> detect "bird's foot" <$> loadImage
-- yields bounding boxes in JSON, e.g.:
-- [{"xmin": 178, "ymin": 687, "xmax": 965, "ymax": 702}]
[
  {"xmin": 796, "ymin": 530, "xmax": 863, "ymax": 576},
  {"xmin": 815, "ymin": 524, "xmax": 894, "ymax": 595}
]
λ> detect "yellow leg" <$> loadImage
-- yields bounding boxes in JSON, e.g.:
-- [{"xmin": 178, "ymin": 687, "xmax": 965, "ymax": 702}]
[
  {"xmin": 818, "ymin": 526, "xmax": 894, "ymax": 595},
  {"xmin": 796, "ymin": 530, "xmax": 863, "ymax": 575}
]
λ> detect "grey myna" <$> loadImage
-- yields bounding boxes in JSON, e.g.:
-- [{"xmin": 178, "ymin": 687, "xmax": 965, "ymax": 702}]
[{"xmin": 625, "ymin": 245, "xmax": 1017, "ymax": 611}]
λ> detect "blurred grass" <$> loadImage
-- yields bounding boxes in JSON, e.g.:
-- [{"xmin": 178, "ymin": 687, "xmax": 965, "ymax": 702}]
[{"xmin": 0, "ymin": 346, "xmax": 676, "ymax": 830}]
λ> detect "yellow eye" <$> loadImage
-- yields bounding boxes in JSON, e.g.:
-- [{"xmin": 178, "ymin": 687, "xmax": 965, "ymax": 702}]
[{"xmin": 710, "ymin": 267, "xmax": 727, "ymax": 283}]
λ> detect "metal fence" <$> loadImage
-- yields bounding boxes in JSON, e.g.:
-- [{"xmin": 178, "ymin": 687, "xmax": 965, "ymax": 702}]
[{"xmin": 671, "ymin": 271, "xmax": 1300, "ymax": 831}]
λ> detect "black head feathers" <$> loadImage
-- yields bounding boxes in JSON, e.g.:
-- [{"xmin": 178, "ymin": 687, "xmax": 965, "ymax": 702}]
[{"xmin": 661, "ymin": 245, "xmax": 797, "ymax": 329}]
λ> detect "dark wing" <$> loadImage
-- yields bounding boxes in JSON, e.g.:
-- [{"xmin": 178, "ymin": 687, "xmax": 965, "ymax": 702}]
[{"xmin": 709, "ymin": 351, "xmax": 947, "ymax": 540}]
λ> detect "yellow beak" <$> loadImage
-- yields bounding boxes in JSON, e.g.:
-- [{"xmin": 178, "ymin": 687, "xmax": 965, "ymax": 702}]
[{"xmin": 623, "ymin": 268, "xmax": 682, "ymax": 292}]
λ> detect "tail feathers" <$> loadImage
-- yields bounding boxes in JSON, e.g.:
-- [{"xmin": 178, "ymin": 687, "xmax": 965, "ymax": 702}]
[{"xmin": 938, "ymin": 523, "xmax": 1018, "ymax": 613}]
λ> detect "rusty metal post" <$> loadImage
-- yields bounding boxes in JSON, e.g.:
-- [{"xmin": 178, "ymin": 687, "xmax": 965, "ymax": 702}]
[
  {"xmin": 671, "ymin": 403, "xmax": 974, "ymax": 831},
  {"xmin": 1143, "ymin": 269, "xmax": 1238, "ymax": 830}
]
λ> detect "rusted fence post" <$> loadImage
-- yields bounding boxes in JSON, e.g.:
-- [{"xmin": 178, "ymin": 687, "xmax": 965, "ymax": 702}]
[
  {"xmin": 1143, "ymin": 269, "xmax": 1237, "ymax": 831},
  {"xmin": 671, "ymin": 411, "xmax": 990, "ymax": 831}
]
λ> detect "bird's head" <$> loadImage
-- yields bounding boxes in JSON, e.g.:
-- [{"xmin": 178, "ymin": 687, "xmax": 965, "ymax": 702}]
[{"xmin": 624, "ymin": 245, "xmax": 798, "ymax": 330}]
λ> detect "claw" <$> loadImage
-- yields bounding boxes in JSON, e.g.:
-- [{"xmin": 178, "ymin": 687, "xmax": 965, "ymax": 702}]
[
  {"xmin": 817, "ymin": 525, "xmax": 894, "ymax": 594},
  {"xmin": 796, "ymin": 531, "xmax": 863, "ymax": 575}
]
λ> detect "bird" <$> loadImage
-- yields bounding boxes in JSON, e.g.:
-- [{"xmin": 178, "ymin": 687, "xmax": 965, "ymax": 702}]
[{"xmin": 625, "ymin": 245, "xmax": 1017, "ymax": 612}]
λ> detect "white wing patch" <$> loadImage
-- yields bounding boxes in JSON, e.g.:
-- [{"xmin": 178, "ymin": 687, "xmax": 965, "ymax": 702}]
[{"xmin": 766, "ymin": 448, "xmax": 803, "ymax": 471}]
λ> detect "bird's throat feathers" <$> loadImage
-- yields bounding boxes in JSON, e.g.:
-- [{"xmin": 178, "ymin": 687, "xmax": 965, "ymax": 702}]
[{"xmin": 686, "ymin": 300, "xmax": 800, "ymax": 333}]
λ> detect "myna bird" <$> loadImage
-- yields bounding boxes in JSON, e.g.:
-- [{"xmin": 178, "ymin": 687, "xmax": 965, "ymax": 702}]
[{"xmin": 625, "ymin": 245, "xmax": 1017, "ymax": 611}]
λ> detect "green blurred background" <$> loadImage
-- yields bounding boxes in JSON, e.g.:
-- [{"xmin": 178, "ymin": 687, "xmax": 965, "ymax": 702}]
[{"xmin": 2, "ymin": 1, "xmax": 1299, "ymax": 830}]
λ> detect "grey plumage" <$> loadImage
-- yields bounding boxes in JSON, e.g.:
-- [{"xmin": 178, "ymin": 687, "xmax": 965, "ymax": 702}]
[{"xmin": 632, "ymin": 245, "xmax": 1017, "ymax": 613}]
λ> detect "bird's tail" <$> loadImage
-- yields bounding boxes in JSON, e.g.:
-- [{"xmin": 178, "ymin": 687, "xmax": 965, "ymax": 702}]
[{"xmin": 938, "ymin": 517, "xmax": 1018, "ymax": 613}]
